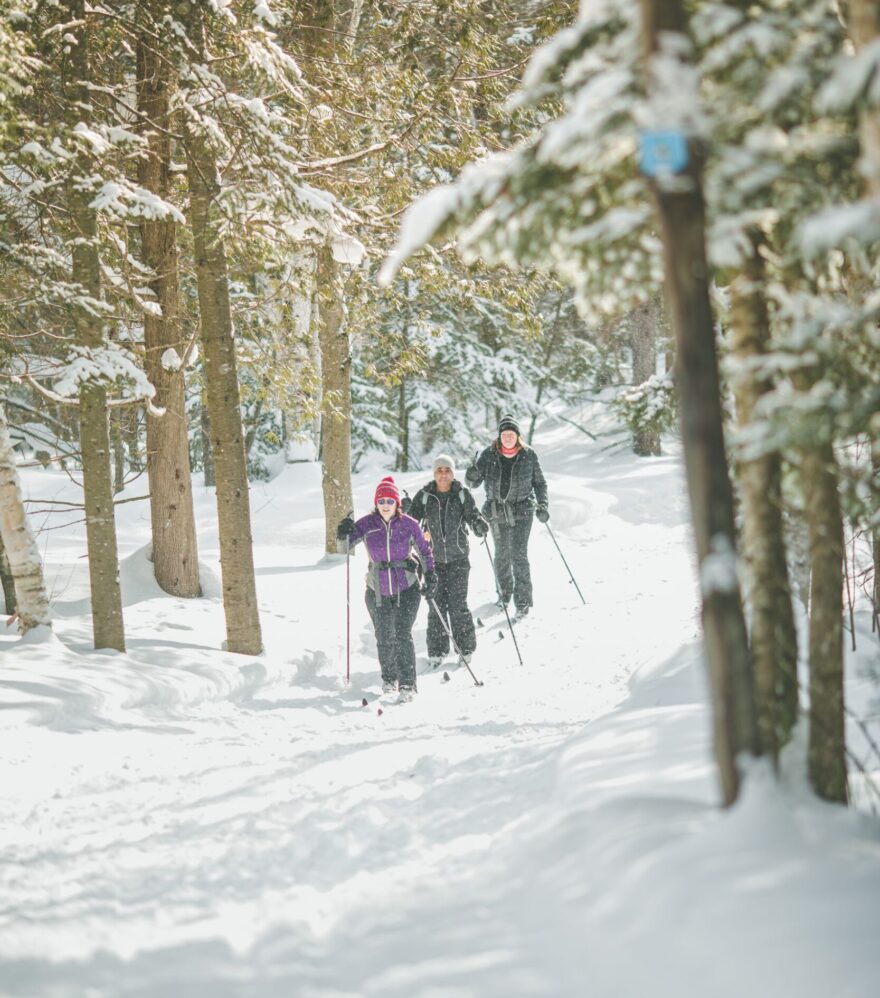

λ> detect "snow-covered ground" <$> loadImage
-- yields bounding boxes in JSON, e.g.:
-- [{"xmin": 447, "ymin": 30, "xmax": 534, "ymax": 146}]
[{"xmin": 2, "ymin": 405, "xmax": 879, "ymax": 997}]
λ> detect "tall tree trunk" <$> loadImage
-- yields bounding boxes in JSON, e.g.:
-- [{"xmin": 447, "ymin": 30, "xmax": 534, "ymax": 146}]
[
  {"xmin": 642, "ymin": 0, "xmax": 757, "ymax": 805},
  {"xmin": 111, "ymin": 412, "xmax": 126, "ymax": 495},
  {"xmin": 137, "ymin": 11, "xmax": 200, "ymax": 597},
  {"xmin": 0, "ymin": 533, "xmax": 16, "ymax": 616},
  {"xmin": 200, "ymin": 397, "xmax": 215, "ymax": 487},
  {"xmin": 396, "ymin": 378, "xmax": 410, "ymax": 473},
  {"xmin": 529, "ymin": 298, "xmax": 564, "ymax": 445},
  {"xmin": 848, "ymin": 0, "xmax": 880, "ymax": 635},
  {"xmin": 729, "ymin": 234, "xmax": 799, "ymax": 758},
  {"xmin": 316, "ymin": 244, "xmax": 353, "ymax": 553},
  {"xmin": 873, "ymin": 442, "xmax": 880, "ymax": 635},
  {"xmin": 67, "ymin": 0, "xmax": 125, "ymax": 651},
  {"xmin": 630, "ymin": 298, "xmax": 662, "ymax": 457},
  {"xmin": 178, "ymin": 2, "xmax": 262, "ymax": 655},
  {"xmin": 0, "ymin": 406, "xmax": 50, "ymax": 632},
  {"xmin": 801, "ymin": 439, "xmax": 847, "ymax": 802}
]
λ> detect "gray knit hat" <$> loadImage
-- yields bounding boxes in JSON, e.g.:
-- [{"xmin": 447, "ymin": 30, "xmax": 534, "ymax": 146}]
[
  {"xmin": 498, "ymin": 413, "xmax": 521, "ymax": 436},
  {"xmin": 432, "ymin": 453, "xmax": 456, "ymax": 475}
]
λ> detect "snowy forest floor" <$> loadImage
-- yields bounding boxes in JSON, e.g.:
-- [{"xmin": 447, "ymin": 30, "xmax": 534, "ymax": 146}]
[{"xmin": 2, "ymin": 402, "xmax": 879, "ymax": 998}]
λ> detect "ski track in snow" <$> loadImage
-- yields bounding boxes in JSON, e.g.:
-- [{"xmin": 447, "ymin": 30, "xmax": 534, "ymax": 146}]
[{"xmin": 1, "ymin": 404, "xmax": 879, "ymax": 998}]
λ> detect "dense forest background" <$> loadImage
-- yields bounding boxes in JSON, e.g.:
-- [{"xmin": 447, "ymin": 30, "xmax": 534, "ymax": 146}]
[{"xmin": 0, "ymin": 1, "xmax": 878, "ymax": 808}]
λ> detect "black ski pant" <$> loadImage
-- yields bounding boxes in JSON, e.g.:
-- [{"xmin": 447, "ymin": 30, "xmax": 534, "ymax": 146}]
[
  {"xmin": 365, "ymin": 584, "xmax": 421, "ymax": 689},
  {"xmin": 427, "ymin": 559, "xmax": 477, "ymax": 659},
  {"xmin": 490, "ymin": 514, "xmax": 534, "ymax": 610}
]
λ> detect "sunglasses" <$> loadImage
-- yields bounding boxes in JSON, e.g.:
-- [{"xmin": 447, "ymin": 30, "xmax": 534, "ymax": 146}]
[{"xmin": 376, "ymin": 498, "xmax": 397, "ymax": 506}]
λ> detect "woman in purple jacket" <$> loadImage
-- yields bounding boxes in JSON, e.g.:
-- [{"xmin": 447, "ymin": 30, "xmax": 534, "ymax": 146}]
[{"xmin": 337, "ymin": 476, "xmax": 437, "ymax": 701}]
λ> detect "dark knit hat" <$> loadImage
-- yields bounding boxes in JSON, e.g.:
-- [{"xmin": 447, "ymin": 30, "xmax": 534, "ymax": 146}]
[
  {"xmin": 498, "ymin": 414, "xmax": 521, "ymax": 436},
  {"xmin": 374, "ymin": 475, "xmax": 400, "ymax": 505}
]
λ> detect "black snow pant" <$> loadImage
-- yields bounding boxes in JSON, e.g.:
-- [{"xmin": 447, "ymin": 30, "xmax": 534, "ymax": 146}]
[
  {"xmin": 427, "ymin": 559, "xmax": 477, "ymax": 659},
  {"xmin": 365, "ymin": 584, "xmax": 421, "ymax": 689},
  {"xmin": 490, "ymin": 514, "xmax": 534, "ymax": 611}
]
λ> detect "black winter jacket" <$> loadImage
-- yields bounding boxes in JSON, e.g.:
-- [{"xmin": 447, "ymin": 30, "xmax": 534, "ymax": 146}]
[
  {"xmin": 407, "ymin": 480, "xmax": 484, "ymax": 565},
  {"xmin": 465, "ymin": 444, "xmax": 548, "ymax": 524}
]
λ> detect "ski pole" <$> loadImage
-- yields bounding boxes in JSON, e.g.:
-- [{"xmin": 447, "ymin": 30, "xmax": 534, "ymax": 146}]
[
  {"xmin": 481, "ymin": 537, "xmax": 524, "ymax": 667},
  {"xmin": 427, "ymin": 596, "xmax": 484, "ymax": 687},
  {"xmin": 346, "ymin": 543, "xmax": 351, "ymax": 683},
  {"xmin": 543, "ymin": 521, "xmax": 586, "ymax": 605},
  {"xmin": 344, "ymin": 509, "xmax": 353, "ymax": 684}
]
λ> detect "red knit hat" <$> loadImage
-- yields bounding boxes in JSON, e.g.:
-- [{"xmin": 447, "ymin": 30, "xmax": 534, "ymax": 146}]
[{"xmin": 374, "ymin": 475, "xmax": 400, "ymax": 506}]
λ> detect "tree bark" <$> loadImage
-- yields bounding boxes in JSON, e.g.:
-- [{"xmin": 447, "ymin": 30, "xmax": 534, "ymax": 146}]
[
  {"xmin": 0, "ymin": 406, "xmax": 50, "ymax": 632},
  {"xmin": 630, "ymin": 298, "xmax": 662, "ymax": 457},
  {"xmin": 848, "ymin": 0, "xmax": 880, "ymax": 635},
  {"xmin": 729, "ymin": 235, "xmax": 799, "ymax": 758},
  {"xmin": 200, "ymin": 397, "xmax": 215, "ymax": 487},
  {"xmin": 642, "ymin": 0, "xmax": 757, "ymax": 805},
  {"xmin": 137, "ymin": 10, "xmax": 201, "ymax": 597},
  {"xmin": 0, "ymin": 533, "xmax": 16, "ymax": 616},
  {"xmin": 178, "ymin": 2, "xmax": 262, "ymax": 654},
  {"xmin": 801, "ymin": 440, "xmax": 847, "ymax": 802},
  {"xmin": 68, "ymin": 0, "xmax": 125, "ymax": 651},
  {"xmin": 316, "ymin": 244, "xmax": 354, "ymax": 553},
  {"xmin": 111, "ymin": 411, "xmax": 125, "ymax": 495}
]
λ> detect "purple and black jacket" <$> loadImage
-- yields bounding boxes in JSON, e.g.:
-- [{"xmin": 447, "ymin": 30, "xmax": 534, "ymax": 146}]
[{"xmin": 348, "ymin": 511, "xmax": 434, "ymax": 599}]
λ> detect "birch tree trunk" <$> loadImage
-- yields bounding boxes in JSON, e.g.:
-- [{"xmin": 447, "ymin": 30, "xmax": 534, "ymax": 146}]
[
  {"xmin": 178, "ymin": 2, "xmax": 262, "ymax": 654},
  {"xmin": 642, "ymin": 0, "xmax": 758, "ymax": 805},
  {"xmin": 317, "ymin": 244, "xmax": 353, "ymax": 553},
  {"xmin": 68, "ymin": 0, "xmax": 125, "ymax": 651},
  {"xmin": 729, "ymin": 235, "xmax": 799, "ymax": 759},
  {"xmin": 137, "ymin": 14, "xmax": 200, "ymax": 598},
  {"xmin": 0, "ymin": 407, "xmax": 50, "ymax": 632}
]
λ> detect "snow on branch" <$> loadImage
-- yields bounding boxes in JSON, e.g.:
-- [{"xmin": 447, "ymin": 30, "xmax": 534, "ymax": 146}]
[{"xmin": 31, "ymin": 345, "xmax": 164, "ymax": 415}]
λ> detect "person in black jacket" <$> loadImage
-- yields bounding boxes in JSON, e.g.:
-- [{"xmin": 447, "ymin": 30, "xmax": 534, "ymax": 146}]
[
  {"xmin": 406, "ymin": 454, "xmax": 489, "ymax": 668},
  {"xmin": 465, "ymin": 414, "xmax": 549, "ymax": 619}
]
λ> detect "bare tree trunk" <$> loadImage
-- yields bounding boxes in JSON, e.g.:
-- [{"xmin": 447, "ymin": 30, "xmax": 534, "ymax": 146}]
[
  {"xmin": 111, "ymin": 412, "xmax": 125, "ymax": 495},
  {"xmin": 178, "ymin": 2, "xmax": 262, "ymax": 655},
  {"xmin": 396, "ymin": 378, "xmax": 410, "ymax": 472},
  {"xmin": 0, "ymin": 534, "xmax": 16, "ymax": 616},
  {"xmin": 200, "ymin": 397, "xmax": 215, "ymax": 487},
  {"xmin": 68, "ymin": 0, "xmax": 125, "ymax": 652},
  {"xmin": 729, "ymin": 234, "xmax": 799, "ymax": 758},
  {"xmin": 0, "ymin": 406, "xmax": 50, "ymax": 631},
  {"xmin": 848, "ymin": 0, "xmax": 880, "ymax": 635},
  {"xmin": 873, "ymin": 442, "xmax": 880, "ymax": 635},
  {"xmin": 630, "ymin": 298, "xmax": 662, "ymax": 457},
  {"xmin": 529, "ymin": 297, "xmax": 564, "ymax": 445},
  {"xmin": 642, "ymin": 0, "xmax": 757, "ymax": 805},
  {"xmin": 316, "ymin": 244, "xmax": 353, "ymax": 553},
  {"xmin": 137, "ymin": 11, "xmax": 201, "ymax": 597},
  {"xmin": 801, "ymin": 440, "xmax": 847, "ymax": 802}
]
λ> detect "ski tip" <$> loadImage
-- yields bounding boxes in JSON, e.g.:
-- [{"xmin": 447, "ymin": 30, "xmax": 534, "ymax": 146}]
[{"xmin": 361, "ymin": 697, "xmax": 368, "ymax": 707}]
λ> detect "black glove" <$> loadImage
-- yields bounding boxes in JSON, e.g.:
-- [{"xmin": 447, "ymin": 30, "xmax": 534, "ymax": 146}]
[
  {"xmin": 471, "ymin": 516, "xmax": 489, "ymax": 538},
  {"xmin": 535, "ymin": 505, "xmax": 550, "ymax": 523},
  {"xmin": 465, "ymin": 465, "xmax": 480, "ymax": 487},
  {"xmin": 421, "ymin": 570, "xmax": 438, "ymax": 599},
  {"xmin": 336, "ymin": 516, "xmax": 356, "ymax": 541}
]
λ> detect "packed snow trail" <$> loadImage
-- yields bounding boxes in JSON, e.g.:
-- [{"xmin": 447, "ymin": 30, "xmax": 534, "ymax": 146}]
[{"xmin": 2, "ymin": 407, "xmax": 879, "ymax": 997}]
